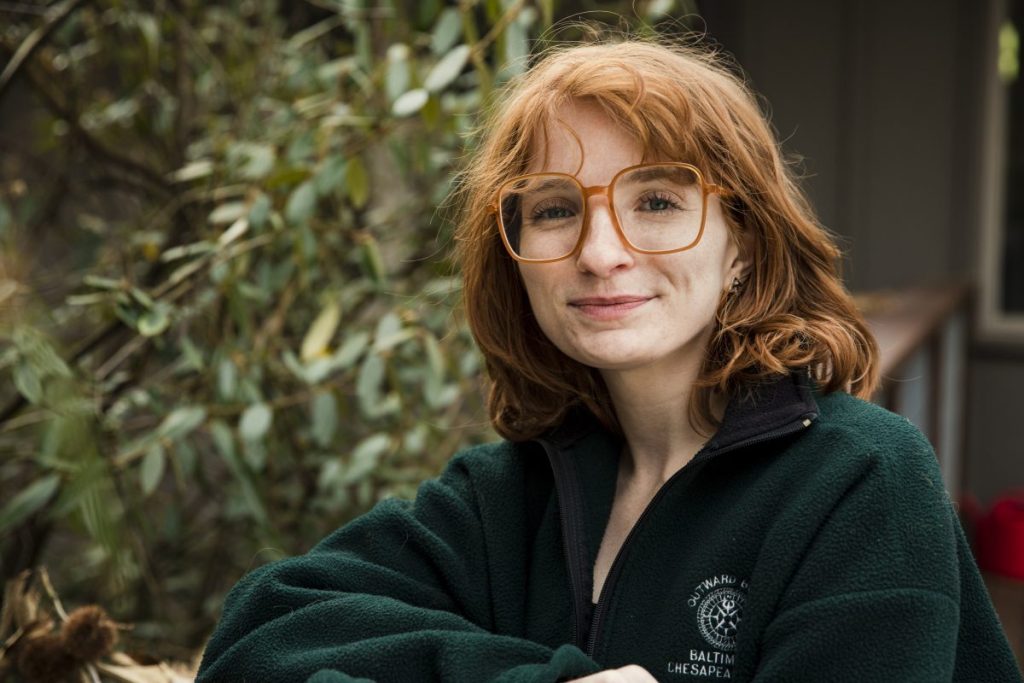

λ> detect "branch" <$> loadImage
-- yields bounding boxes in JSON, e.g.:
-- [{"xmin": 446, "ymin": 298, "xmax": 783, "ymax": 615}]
[
  {"xmin": 471, "ymin": 0, "xmax": 528, "ymax": 58},
  {"xmin": 22, "ymin": 59, "xmax": 174, "ymax": 196},
  {"xmin": 0, "ymin": 0, "xmax": 86, "ymax": 101},
  {"xmin": 0, "ymin": 35, "xmax": 175, "ymax": 198}
]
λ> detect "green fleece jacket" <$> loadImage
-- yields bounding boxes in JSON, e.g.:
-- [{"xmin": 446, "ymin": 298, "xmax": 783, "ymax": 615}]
[{"xmin": 197, "ymin": 372, "xmax": 1020, "ymax": 682}]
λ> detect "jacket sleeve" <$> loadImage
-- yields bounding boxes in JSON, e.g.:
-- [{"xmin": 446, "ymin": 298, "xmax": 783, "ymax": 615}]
[
  {"xmin": 752, "ymin": 427, "xmax": 1020, "ymax": 682},
  {"xmin": 196, "ymin": 450, "xmax": 601, "ymax": 683}
]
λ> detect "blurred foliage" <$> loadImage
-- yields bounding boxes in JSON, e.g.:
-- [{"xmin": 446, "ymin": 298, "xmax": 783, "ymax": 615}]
[{"xmin": 0, "ymin": 0, "xmax": 699, "ymax": 660}]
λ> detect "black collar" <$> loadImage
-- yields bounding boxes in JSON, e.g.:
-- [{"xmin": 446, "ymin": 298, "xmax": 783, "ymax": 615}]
[{"xmin": 538, "ymin": 369, "xmax": 820, "ymax": 455}]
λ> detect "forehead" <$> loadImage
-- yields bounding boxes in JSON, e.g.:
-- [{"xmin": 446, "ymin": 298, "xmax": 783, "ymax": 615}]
[{"xmin": 526, "ymin": 101, "xmax": 646, "ymax": 182}]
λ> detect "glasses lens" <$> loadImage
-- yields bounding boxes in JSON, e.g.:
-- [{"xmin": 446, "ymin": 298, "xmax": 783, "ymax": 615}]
[
  {"xmin": 499, "ymin": 175, "xmax": 582, "ymax": 260},
  {"xmin": 612, "ymin": 164, "xmax": 704, "ymax": 252}
]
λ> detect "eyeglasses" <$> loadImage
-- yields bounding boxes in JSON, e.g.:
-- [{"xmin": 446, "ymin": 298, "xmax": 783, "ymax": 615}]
[{"xmin": 491, "ymin": 162, "xmax": 730, "ymax": 263}]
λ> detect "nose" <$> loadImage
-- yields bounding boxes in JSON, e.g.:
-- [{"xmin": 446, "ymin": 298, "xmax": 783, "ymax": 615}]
[{"xmin": 574, "ymin": 200, "xmax": 634, "ymax": 276}]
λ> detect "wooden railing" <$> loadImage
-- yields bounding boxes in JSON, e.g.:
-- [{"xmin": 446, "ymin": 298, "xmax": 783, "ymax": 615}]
[{"xmin": 855, "ymin": 282, "xmax": 971, "ymax": 498}]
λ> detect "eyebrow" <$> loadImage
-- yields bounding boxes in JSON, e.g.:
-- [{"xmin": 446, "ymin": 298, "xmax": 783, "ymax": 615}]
[
  {"xmin": 523, "ymin": 178, "xmax": 577, "ymax": 192},
  {"xmin": 618, "ymin": 167, "xmax": 692, "ymax": 184}
]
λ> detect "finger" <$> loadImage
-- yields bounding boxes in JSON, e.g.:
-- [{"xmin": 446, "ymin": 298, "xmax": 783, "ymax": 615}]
[{"xmin": 616, "ymin": 664, "xmax": 660, "ymax": 682}]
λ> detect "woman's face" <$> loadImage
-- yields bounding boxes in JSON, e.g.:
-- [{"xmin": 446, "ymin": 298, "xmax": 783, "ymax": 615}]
[{"xmin": 516, "ymin": 100, "xmax": 748, "ymax": 376}]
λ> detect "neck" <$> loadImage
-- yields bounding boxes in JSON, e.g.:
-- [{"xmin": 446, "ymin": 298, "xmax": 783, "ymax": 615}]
[{"xmin": 601, "ymin": 361, "xmax": 725, "ymax": 488}]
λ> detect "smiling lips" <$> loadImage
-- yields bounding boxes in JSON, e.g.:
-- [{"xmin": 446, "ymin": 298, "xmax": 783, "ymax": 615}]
[{"xmin": 568, "ymin": 295, "xmax": 654, "ymax": 320}]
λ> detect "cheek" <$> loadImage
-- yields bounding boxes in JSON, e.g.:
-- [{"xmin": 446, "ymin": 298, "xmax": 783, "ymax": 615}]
[{"xmin": 517, "ymin": 267, "xmax": 556, "ymax": 323}]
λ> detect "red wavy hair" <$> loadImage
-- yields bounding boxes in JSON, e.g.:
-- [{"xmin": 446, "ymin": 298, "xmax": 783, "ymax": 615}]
[{"xmin": 452, "ymin": 37, "xmax": 878, "ymax": 441}]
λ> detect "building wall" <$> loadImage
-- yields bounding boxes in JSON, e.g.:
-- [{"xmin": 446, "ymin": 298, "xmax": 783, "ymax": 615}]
[{"xmin": 703, "ymin": 0, "xmax": 1024, "ymax": 503}]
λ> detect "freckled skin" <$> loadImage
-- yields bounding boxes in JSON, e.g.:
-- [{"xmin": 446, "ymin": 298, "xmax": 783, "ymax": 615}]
[{"xmin": 517, "ymin": 101, "xmax": 746, "ymax": 376}]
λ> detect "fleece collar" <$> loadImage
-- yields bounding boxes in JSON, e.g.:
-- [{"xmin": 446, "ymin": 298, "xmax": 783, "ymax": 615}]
[{"xmin": 541, "ymin": 369, "xmax": 820, "ymax": 455}]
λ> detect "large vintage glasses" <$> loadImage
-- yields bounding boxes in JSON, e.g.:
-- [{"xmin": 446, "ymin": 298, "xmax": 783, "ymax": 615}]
[{"xmin": 493, "ymin": 162, "xmax": 730, "ymax": 263}]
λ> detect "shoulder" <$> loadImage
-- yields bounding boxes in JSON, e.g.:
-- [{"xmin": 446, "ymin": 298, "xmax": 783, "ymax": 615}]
[
  {"xmin": 446, "ymin": 440, "xmax": 529, "ymax": 479},
  {"xmin": 794, "ymin": 390, "xmax": 947, "ymax": 507},
  {"xmin": 811, "ymin": 389, "xmax": 935, "ymax": 463},
  {"xmin": 438, "ymin": 439, "xmax": 550, "ymax": 498}
]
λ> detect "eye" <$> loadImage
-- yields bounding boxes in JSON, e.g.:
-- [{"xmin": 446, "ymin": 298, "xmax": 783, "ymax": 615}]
[
  {"xmin": 529, "ymin": 199, "xmax": 577, "ymax": 222},
  {"xmin": 637, "ymin": 191, "xmax": 683, "ymax": 212}
]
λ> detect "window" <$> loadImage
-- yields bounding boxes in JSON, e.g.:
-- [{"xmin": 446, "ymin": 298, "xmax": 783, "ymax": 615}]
[{"xmin": 980, "ymin": 0, "xmax": 1024, "ymax": 342}]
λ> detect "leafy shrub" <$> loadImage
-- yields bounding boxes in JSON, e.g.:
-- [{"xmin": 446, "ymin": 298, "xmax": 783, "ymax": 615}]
[{"xmin": 0, "ymin": 0, "xmax": 695, "ymax": 656}]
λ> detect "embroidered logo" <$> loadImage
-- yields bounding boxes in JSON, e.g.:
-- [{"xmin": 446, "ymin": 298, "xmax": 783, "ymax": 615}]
[
  {"xmin": 696, "ymin": 587, "xmax": 744, "ymax": 651},
  {"xmin": 666, "ymin": 574, "xmax": 749, "ymax": 678}
]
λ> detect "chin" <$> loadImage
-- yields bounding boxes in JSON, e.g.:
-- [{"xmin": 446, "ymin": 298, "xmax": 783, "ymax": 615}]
[{"xmin": 565, "ymin": 345, "xmax": 663, "ymax": 371}]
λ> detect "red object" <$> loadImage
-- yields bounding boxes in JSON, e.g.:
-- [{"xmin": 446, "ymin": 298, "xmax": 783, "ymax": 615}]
[
  {"xmin": 976, "ymin": 492, "xmax": 1024, "ymax": 580},
  {"xmin": 959, "ymin": 493, "xmax": 983, "ymax": 534}
]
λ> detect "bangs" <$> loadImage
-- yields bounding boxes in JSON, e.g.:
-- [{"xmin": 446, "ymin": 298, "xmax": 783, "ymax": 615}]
[{"xmin": 495, "ymin": 45, "xmax": 731, "ymax": 185}]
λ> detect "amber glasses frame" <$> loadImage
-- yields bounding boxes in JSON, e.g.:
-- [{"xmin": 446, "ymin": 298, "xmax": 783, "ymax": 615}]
[{"xmin": 490, "ymin": 162, "xmax": 732, "ymax": 264}]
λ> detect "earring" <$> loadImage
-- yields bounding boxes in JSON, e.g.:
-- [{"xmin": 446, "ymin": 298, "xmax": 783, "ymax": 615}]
[{"xmin": 728, "ymin": 276, "xmax": 743, "ymax": 296}]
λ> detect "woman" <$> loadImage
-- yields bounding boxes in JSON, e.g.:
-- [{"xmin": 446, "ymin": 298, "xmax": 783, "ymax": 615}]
[{"xmin": 197, "ymin": 39, "xmax": 1020, "ymax": 682}]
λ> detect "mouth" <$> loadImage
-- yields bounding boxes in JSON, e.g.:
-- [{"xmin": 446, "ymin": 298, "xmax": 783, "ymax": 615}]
[{"xmin": 568, "ymin": 295, "xmax": 654, "ymax": 320}]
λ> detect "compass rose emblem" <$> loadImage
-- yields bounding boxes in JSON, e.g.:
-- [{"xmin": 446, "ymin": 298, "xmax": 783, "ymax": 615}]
[{"xmin": 696, "ymin": 587, "xmax": 745, "ymax": 651}]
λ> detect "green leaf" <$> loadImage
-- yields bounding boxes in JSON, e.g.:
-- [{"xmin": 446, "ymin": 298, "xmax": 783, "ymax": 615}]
[
  {"xmin": 248, "ymin": 193, "xmax": 272, "ymax": 230},
  {"xmin": 282, "ymin": 349, "xmax": 311, "ymax": 384},
  {"xmin": 315, "ymin": 156, "xmax": 348, "ymax": 196},
  {"xmin": 539, "ymin": 0, "xmax": 553, "ymax": 27},
  {"xmin": 157, "ymin": 406, "xmax": 207, "ymax": 441},
  {"xmin": 13, "ymin": 363, "xmax": 42, "ymax": 404},
  {"xmin": 423, "ymin": 332, "xmax": 445, "ymax": 381},
  {"xmin": 301, "ymin": 301, "xmax": 342, "ymax": 362},
  {"xmin": 424, "ymin": 44, "xmax": 471, "ymax": 93},
  {"xmin": 303, "ymin": 357, "xmax": 335, "ymax": 385},
  {"xmin": 646, "ymin": 0, "xmax": 675, "ymax": 20},
  {"xmin": 504, "ymin": 17, "xmax": 528, "ymax": 75},
  {"xmin": 209, "ymin": 202, "xmax": 248, "ymax": 225},
  {"xmin": 140, "ymin": 443, "xmax": 166, "ymax": 497},
  {"xmin": 239, "ymin": 402, "xmax": 273, "ymax": 441},
  {"xmin": 386, "ymin": 44, "xmax": 411, "ymax": 101},
  {"xmin": 346, "ymin": 157, "xmax": 369, "ymax": 209},
  {"xmin": 138, "ymin": 304, "xmax": 170, "ymax": 337},
  {"xmin": 374, "ymin": 312, "xmax": 401, "ymax": 341},
  {"xmin": 431, "ymin": 8, "xmax": 462, "ymax": 55},
  {"xmin": 217, "ymin": 358, "xmax": 237, "ymax": 400},
  {"xmin": 83, "ymin": 275, "xmax": 122, "ymax": 290},
  {"xmin": 174, "ymin": 439, "xmax": 197, "ymax": 479},
  {"xmin": 179, "ymin": 337, "xmax": 205, "ymax": 371},
  {"xmin": 285, "ymin": 181, "xmax": 318, "ymax": 226},
  {"xmin": 0, "ymin": 474, "xmax": 60, "ymax": 535},
  {"xmin": 343, "ymin": 433, "xmax": 391, "ymax": 484},
  {"xmin": 217, "ymin": 217, "xmax": 250, "ymax": 247},
  {"xmin": 403, "ymin": 423, "xmax": 428, "ymax": 455},
  {"xmin": 356, "ymin": 353, "xmax": 385, "ymax": 414},
  {"xmin": 242, "ymin": 439, "xmax": 267, "ymax": 471},
  {"xmin": 0, "ymin": 200, "xmax": 12, "ymax": 236},
  {"xmin": 392, "ymin": 88, "xmax": 429, "ymax": 117},
  {"xmin": 130, "ymin": 287, "xmax": 155, "ymax": 308},
  {"xmin": 374, "ymin": 313, "xmax": 415, "ymax": 351},
  {"xmin": 170, "ymin": 159, "xmax": 214, "ymax": 183},
  {"xmin": 287, "ymin": 132, "xmax": 316, "ymax": 164},
  {"xmin": 422, "ymin": 277, "xmax": 462, "ymax": 298},
  {"xmin": 318, "ymin": 458, "xmax": 344, "ymax": 492},
  {"xmin": 331, "ymin": 331, "xmax": 371, "ymax": 369},
  {"xmin": 359, "ymin": 235, "xmax": 386, "ymax": 283},
  {"xmin": 210, "ymin": 420, "xmax": 236, "ymax": 462},
  {"xmin": 209, "ymin": 420, "xmax": 268, "ymax": 524},
  {"xmin": 137, "ymin": 13, "xmax": 160, "ymax": 67},
  {"xmin": 418, "ymin": 0, "xmax": 442, "ymax": 26},
  {"xmin": 311, "ymin": 391, "xmax": 338, "ymax": 448},
  {"xmin": 161, "ymin": 240, "xmax": 214, "ymax": 262},
  {"xmin": 230, "ymin": 142, "xmax": 276, "ymax": 180}
]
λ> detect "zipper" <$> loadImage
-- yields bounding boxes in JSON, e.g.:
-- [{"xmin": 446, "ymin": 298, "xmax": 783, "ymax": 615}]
[
  {"xmin": 541, "ymin": 440, "xmax": 590, "ymax": 650},
  {"xmin": 584, "ymin": 412, "xmax": 817, "ymax": 658}
]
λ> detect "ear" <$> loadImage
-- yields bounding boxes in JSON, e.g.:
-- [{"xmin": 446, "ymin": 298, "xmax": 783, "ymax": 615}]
[{"xmin": 723, "ymin": 224, "xmax": 754, "ymax": 292}]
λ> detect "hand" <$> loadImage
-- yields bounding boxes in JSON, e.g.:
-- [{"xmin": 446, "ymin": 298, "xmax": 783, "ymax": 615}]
[{"xmin": 566, "ymin": 665, "xmax": 659, "ymax": 682}]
